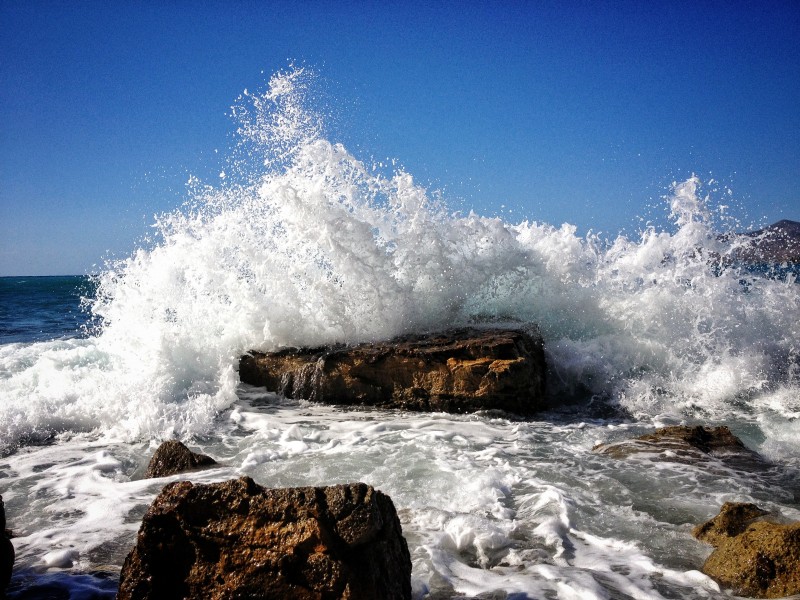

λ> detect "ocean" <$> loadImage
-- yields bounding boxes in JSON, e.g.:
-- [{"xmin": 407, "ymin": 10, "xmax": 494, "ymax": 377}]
[{"xmin": 1, "ymin": 68, "xmax": 799, "ymax": 599}]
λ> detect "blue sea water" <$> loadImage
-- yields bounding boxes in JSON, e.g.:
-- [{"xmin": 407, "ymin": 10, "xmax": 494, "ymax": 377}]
[
  {"xmin": 1, "ymin": 69, "xmax": 799, "ymax": 599},
  {"xmin": 0, "ymin": 276, "xmax": 95, "ymax": 345}
]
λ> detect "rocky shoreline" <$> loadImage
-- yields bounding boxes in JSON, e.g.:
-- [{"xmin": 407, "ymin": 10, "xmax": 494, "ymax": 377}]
[
  {"xmin": 8, "ymin": 437, "xmax": 796, "ymax": 600},
  {"xmin": 3, "ymin": 327, "xmax": 799, "ymax": 599},
  {"xmin": 21, "ymin": 429, "xmax": 790, "ymax": 599}
]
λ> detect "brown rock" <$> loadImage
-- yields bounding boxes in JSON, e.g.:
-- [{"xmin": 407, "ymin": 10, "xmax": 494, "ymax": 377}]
[
  {"xmin": 693, "ymin": 502, "xmax": 800, "ymax": 598},
  {"xmin": 692, "ymin": 501, "xmax": 768, "ymax": 546},
  {"xmin": 593, "ymin": 425, "xmax": 765, "ymax": 469},
  {"xmin": 0, "ymin": 496, "xmax": 12, "ymax": 595},
  {"xmin": 118, "ymin": 477, "xmax": 411, "ymax": 600},
  {"xmin": 143, "ymin": 440, "xmax": 217, "ymax": 479},
  {"xmin": 239, "ymin": 327, "xmax": 546, "ymax": 416}
]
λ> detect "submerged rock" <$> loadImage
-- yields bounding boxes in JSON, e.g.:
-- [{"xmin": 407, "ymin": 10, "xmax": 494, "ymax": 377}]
[
  {"xmin": 593, "ymin": 425, "xmax": 766, "ymax": 469},
  {"xmin": 0, "ymin": 496, "xmax": 13, "ymax": 596},
  {"xmin": 143, "ymin": 440, "xmax": 217, "ymax": 479},
  {"xmin": 240, "ymin": 327, "xmax": 546, "ymax": 416},
  {"xmin": 693, "ymin": 502, "xmax": 800, "ymax": 598},
  {"xmin": 118, "ymin": 477, "xmax": 411, "ymax": 600}
]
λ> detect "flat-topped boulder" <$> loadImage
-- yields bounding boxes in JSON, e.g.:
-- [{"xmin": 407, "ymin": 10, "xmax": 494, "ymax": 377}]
[
  {"xmin": 693, "ymin": 502, "xmax": 800, "ymax": 598},
  {"xmin": 118, "ymin": 477, "xmax": 411, "ymax": 600},
  {"xmin": 240, "ymin": 327, "xmax": 546, "ymax": 416}
]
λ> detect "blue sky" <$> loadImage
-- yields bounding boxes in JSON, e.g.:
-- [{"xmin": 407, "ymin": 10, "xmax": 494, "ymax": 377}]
[{"xmin": 1, "ymin": 0, "xmax": 798, "ymax": 275}]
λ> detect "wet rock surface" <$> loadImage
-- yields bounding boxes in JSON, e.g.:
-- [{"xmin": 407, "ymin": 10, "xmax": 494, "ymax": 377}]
[
  {"xmin": 240, "ymin": 327, "xmax": 546, "ymax": 416},
  {"xmin": 693, "ymin": 501, "xmax": 769, "ymax": 547},
  {"xmin": 118, "ymin": 477, "xmax": 412, "ymax": 600},
  {"xmin": 693, "ymin": 502, "xmax": 800, "ymax": 598},
  {"xmin": 593, "ymin": 425, "xmax": 766, "ymax": 469},
  {"xmin": 143, "ymin": 440, "xmax": 217, "ymax": 479}
]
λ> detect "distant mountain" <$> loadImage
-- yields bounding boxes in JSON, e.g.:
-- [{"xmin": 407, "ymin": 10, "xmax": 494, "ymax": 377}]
[{"xmin": 722, "ymin": 220, "xmax": 800, "ymax": 264}]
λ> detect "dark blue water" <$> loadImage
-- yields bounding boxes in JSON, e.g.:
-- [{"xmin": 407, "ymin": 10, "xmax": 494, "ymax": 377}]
[{"xmin": 0, "ymin": 276, "xmax": 95, "ymax": 344}]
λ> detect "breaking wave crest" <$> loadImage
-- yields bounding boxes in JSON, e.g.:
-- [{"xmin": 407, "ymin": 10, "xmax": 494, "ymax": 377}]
[{"xmin": 1, "ymin": 67, "xmax": 798, "ymax": 451}]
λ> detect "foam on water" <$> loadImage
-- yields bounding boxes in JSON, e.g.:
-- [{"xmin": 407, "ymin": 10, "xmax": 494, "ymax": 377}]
[
  {"xmin": 7, "ymin": 391, "xmax": 796, "ymax": 598},
  {"xmin": 5, "ymin": 65, "xmax": 800, "ymax": 600},
  {"xmin": 0, "ymin": 65, "xmax": 798, "ymax": 456}
]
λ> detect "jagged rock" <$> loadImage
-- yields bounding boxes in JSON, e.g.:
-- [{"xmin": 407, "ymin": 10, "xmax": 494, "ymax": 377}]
[
  {"xmin": 593, "ymin": 425, "xmax": 766, "ymax": 469},
  {"xmin": 693, "ymin": 502, "xmax": 800, "ymax": 598},
  {"xmin": 0, "ymin": 495, "xmax": 13, "ymax": 595},
  {"xmin": 240, "ymin": 327, "xmax": 546, "ymax": 416},
  {"xmin": 143, "ymin": 440, "xmax": 217, "ymax": 479},
  {"xmin": 118, "ymin": 477, "xmax": 411, "ymax": 600}
]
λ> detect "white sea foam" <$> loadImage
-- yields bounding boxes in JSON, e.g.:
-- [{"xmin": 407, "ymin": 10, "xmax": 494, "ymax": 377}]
[
  {"xmin": 2, "ymin": 67, "xmax": 797, "ymax": 455},
  {"xmin": 3, "ymin": 389, "xmax": 797, "ymax": 598},
  {"xmin": 3, "ymin": 65, "xmax": 799, "ymax": 600}
]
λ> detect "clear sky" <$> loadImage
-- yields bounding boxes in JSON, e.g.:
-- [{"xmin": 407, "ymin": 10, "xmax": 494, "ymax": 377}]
[{"xmin": 1, "ymin": 0, "xmax": 798, "ymax": 276}]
